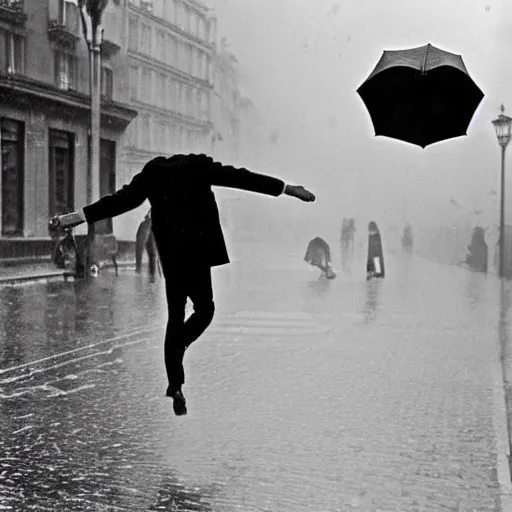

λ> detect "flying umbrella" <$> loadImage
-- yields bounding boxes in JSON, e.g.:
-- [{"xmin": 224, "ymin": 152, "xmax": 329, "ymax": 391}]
[{"xmin": 357, "ymin": 43, "xmax": 484, "ymax": 148}]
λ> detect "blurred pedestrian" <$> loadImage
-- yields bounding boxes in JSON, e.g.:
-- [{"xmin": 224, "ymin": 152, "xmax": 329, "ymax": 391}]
[
  {"xmin": 304, "ymin": 237, "xmax": 336, "ymax": 279},
  {"xmin": 401, "ymin": 223, "xmax": 413, "ymax": 252},
  {"xmin": 53, "ymin": 153, "xmax": 315, "ymax": 416},
  {"xmin": 465, "ymin": 226, "xmax": 488, "ymax": 272},
  {"xmin": 340, "ymin": 217, "xmax": 356, "ymax": 269},
  {"xmin": 366, "ymin": 221, "xmax": 385, "ymax": 279},
  {"xmin": 135, "ymin": 209, "xmax": 159, "ymax": 281}
]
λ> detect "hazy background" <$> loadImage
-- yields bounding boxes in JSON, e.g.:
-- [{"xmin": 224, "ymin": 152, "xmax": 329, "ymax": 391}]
[{"xmin": 205, "ymin": 0, "xmax": 512, "ymax": 258}]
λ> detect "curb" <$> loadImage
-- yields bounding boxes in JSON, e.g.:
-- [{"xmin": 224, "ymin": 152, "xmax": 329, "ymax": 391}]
[
  {"xmin": 0, "ymin": 260, "xmax": 139, "ymax": 286},
  {"xmin": 493, "ymin": 330, "xmax": 512, "ymax": 510},
  {"xmin": 0, "ymin": 271, "xmax": 74, "ymax": 285}
]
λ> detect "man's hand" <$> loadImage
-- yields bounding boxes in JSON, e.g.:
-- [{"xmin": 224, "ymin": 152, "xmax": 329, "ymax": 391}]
[
  {"xmin": 54, "ymin": 211, "xmax": 86, "ymax": 228},
  {"xmin": 284, "ymin": 184, "xmax": 315, "ymax": 202}
]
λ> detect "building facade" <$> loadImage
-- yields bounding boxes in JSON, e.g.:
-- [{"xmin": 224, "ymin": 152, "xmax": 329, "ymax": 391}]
[
  {"xmin": 210, "ymin": 36, "xmax": 257, "ymax": 243},
  {"xmin": 0, "ymin": 0, "xmax": 253, "ymax": 259},
  {"xmin": 116, "ymin": 0, "xmax": 216, "ymax": 240},
  {"xmin": 0, "ymin": 0, "xmax": 136, "ymax": 261}
]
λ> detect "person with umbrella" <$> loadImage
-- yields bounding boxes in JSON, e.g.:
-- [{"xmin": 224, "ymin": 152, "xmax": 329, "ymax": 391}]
[
  {"xmin": 366, "ymin": 221, "xmax": 385, "ymax": 279},
  {"xmin": 52, "ymin": 153, "xmax": 315, "ymax": 416}
]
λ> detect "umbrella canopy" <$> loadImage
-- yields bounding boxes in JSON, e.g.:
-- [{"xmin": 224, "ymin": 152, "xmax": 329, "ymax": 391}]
[{"xmin": 356, "ymin": 44, "xmax": 484, "ymax": 148}]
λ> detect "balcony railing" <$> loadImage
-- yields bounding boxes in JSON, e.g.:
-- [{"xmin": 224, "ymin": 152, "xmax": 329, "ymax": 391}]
[
  {"xmin": 0, "ymin": 0, "xmax": 27, "ymax": 26},
  {"xmin": 48, "ymin": 0, "xmax": 80, "ymax": 49}
]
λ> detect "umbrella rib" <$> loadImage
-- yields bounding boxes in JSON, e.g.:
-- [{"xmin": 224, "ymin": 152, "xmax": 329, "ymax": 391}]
[{"xmin": 421, "ymin": 43, "xmax": 430, "ymax": 74}]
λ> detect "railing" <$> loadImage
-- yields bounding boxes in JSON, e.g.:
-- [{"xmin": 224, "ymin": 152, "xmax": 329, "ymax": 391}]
[
  {"xmin": 0, "ymin": 0, "xmax": 27, "ymax": 26},
  {"xmin": 0, "ymin": 0, "xmax": 23, "ymax": 10},
  {"xmin": 48, "ymin": 0, "xmax": 80, "ymax": 37}
]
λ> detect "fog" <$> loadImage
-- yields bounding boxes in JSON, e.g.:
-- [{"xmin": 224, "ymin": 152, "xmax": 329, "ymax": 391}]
[{"xmin": 205, "ymin": 0, "xmax": 512, "ymax": 259}]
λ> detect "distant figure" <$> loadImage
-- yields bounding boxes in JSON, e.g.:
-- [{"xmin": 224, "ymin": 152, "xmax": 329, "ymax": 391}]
[
  {"xmin": 366, "ymin": 221, "xmax": 385, "ymax": 279},
  {"xmin": 135, "ymin": 209, "xmax": 158, "ymax": 281},
  {"xmin": 340, "ymin": 217, "xmax": 356, "ymax": 269},
  {"xmin": 401, "ymin": 223, "xmax": 413, "ymax": 252},
  {"xmin": 465, "ymin": 226, "xmax": 488, "ymax": 272},
  {"xmin": 304, "ymin": 237, "xmax": 336, "ymax": 279}
]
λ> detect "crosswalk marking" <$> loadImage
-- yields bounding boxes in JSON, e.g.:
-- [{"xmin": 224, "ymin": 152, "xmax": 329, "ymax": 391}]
[
  {"xmin": 209, "ymin": 310, "xmax": 332, "ymax": 336},
  {"xmin": 0, "ymin": 311, "xmax": 333, "ymax": 392}
]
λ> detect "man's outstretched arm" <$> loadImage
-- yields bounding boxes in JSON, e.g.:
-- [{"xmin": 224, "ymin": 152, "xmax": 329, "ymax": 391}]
[
  {"xmin": 54, "ymin": 167, "xmax": 151, "ymax": 228},
  {"xmin": 203, "ymin": 156, "xmax": 315, "ymax": 202}
]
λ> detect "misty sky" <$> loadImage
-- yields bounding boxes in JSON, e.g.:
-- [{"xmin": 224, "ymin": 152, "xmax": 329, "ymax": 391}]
[{"xmin": 205, "ymin": 0, "xmax": 512, "ymax": 241}]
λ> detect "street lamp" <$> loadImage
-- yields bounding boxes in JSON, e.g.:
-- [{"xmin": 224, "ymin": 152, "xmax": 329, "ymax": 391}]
[
  {"xmin": 78, "ymin": 0, "xmax": 108, "ymax": 276},
  {"xmin": 492, "ymin": 104, "xmax": 512, "ymax": 277}
]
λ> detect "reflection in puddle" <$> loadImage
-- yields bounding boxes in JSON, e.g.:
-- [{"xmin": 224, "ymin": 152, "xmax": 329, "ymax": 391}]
[{"xmin": 362, "ymin": 279, "xmax": 381, "ymax": 325}]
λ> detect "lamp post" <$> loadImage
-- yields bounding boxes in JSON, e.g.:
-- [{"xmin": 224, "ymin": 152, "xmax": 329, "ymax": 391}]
[
  {"xmin": 492, "ymin": 105, "xmax": 512, "ymax": 278},
  {"xmin": 78, "ymin": 0, "xmax": 108, "ymax": 276}
]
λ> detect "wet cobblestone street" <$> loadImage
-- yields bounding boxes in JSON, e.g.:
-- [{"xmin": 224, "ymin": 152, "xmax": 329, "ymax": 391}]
[{"xmin": 0, "ymin": 244, "xmax": 510, "ymax": 511}]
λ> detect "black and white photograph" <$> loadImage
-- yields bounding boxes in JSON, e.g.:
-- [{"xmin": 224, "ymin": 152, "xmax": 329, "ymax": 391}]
[{"xmin": 0, "ymin": 0, "xmax": 512, "ymax": 510}]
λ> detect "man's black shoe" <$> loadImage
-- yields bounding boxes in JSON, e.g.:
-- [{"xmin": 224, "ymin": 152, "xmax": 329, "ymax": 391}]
[{"xmin": 169, "ymin": 389, "xmax": 187, "ymax": 416}]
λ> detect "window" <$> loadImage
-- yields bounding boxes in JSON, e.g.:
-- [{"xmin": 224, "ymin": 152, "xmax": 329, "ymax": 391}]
[
  {"xmin": 0, "ymin": 31, "xmax": 25, "ymax": 75},
  {"xmin": 182, "ymin": 5, "xmax": 190, "ymax": 33},
  {"xmin": 178, "ymin": 126, "xmax": 184, "ymax": 150},
  {"xmin": 166, "ymin": 78, "xmax": 174, "ymax": 110},
  {"xmin": 140, "ymin": 23, "xmax": 152, "ymax": 55},
  {"xmin": 192, "ymin": 87, "xmax": 199, "ymax": 117},
  {"xmin": 198, "ymin": 51, "xmax": 206, "ymax": 80},
  {"xmin": 186, "ymin": 44, "xmax": 192, "ymax": 74},
  {"xmin": 201, "ymin": 90, "xmax": 210, "ymax": 119},
  {"xmin": 54, "ymin": 51, "xmax": 77, "ymax": 90},
  {"xmin": 189, "ymin": 11, "xmax": 196, "ymax": 36},
  {"xmin": 49, "ymin": 0, "xmax": 79, "ymax": 34},
  {"xmin": 153, "ymin": 0, "xmax": 163, "ymax": 18},
  {"xmin": 176, "ymin": 2, "xmax": 185, "ymax": 31},
  {"xmin": 101, "ymin": 66, "xmax": 113, "ymax": 99},
  {"xmin": 125, "ymin": 119, "xmax": 137, "ymax": 148},
  {"xmin": 140, "ymin": 0, "xmax": 153, "ymax": 14},
  {"xmin": 155, "ymin": 120, "xmax": 166, "ymax": 152},
  {"xmin": 204, "ymin": 54, "xmax": 210, "ymax": 81},
  {"xmin": 61, "ymin": 0, "xmax": 79, "ymax": 33},
  {"xmin": 129, "ymin": 65, "xmax": 139, "ymax": 100},
  {"xmin": 1, "ymin": 118, "xmax": 24, "ymax": 236},
  {"xmin": 180, "ymin": 84, "xmax": 186, "ymax": 114},
  {"xmin": 185, "ymin": 85, "xmax": 192, "ymax": 115},
  {"xmin": 155, "ymin": 73, "xmax": 165, "ymax": 108},
  {"xmin": 156, "ymin": 29, "xmax": 166, "ymax": 62},
  {"xmin": 49, "ymin": 130, "xmax": 74, "ymax": 217},
  {"xmin": 169, "ymin": 123, "xmax": 177, "ymax": 147},
  {"xmin": 163, "ymin": 0, "xmax": 175, "ymax": 24},
  {"xmin": 167, "ymin": 34, "xmax": 177, "ymax": 66},
  {"xmin": 176, "ymin": 82, "xmax": 182, "ymax": 113},
  {"xmin": 198, "ymin": 17, "xmax": 205, "ymax": 40},
  {"xmin": 140, "ymin": 115, "xmax": 151, "ymax": 149},
  {"xmin": 128, "ymin": 15, "xmax": 139, "ymax": 50},
  {"xmin": 190, "ymin": 47, "xmax": 197, "ymax": 77},
  {"xmin": 141, "ymin": 67, "xmax": 152, "ymax": 100}
]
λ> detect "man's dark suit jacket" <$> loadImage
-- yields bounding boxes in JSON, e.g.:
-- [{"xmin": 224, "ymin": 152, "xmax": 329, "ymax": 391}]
[{"xmin": 83, "ymin": 154, "xmax": 286, "ymax": 267}]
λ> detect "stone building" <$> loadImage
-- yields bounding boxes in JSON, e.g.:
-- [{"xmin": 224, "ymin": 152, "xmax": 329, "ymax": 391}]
[
  {"xmin": 0, "ymin": 0, "xmax": 250, "ymax": 261},
  {"xmin": 209, "ymin": 35, "xmax": 255, "ymax": 243},
  {"xmin": 0, "ymin": 0, "xmax": 135, "ymax": 261},
  {"xmin": 117, "ymin": 0, "xmax": 216, "ymax": 240}
]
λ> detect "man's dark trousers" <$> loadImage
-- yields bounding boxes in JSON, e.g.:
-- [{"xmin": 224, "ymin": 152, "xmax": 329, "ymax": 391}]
[{"xmin": 163, "ymin": 261, "xmax": 215, "ymax": 394}]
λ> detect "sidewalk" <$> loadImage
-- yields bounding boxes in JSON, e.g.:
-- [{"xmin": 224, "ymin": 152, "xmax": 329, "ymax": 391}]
[{"xmin": 0, "ymin": 258, "xmax": 138, "ymax": 285}]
